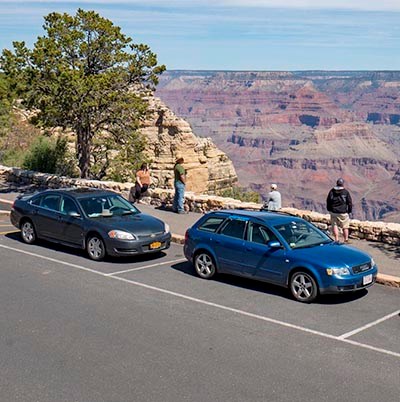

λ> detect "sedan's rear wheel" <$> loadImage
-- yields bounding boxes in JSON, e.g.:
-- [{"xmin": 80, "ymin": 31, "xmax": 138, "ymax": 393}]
[
  {"xmin": 87, "ymin": 235, "xmax": 106, "ymax": 261},
  {"xmin": 290, "ymin": 271, "xmax": 318, "ymax": 303},
  {"xmin": 21, "ymin": 220, "xmax": 36, "ymax": 244},
  {"xmin": 194, "ymin": 252, "xmax": 216, "ymax": 279}
]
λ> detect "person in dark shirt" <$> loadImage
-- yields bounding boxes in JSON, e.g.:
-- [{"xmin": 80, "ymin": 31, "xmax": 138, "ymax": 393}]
[{"xmin": 326, "ymin": 178, "xmax": 353, "ymax": 243}]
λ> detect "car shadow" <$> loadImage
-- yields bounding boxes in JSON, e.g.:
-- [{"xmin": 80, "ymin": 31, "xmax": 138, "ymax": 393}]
[
  {"xmin": 315, "ymin": 289, "xmax": 369, "ymax": 305},
  {"xmin": 170, "ymin": 261, "xmax": 371, "ymax": 304},
  {"xmin": 171, "ymin": 261, "xmax": 293, "ymax": 301},
  {"xmin": 5, "ymin": 232, "xmax": 168, "ymax": 264}
]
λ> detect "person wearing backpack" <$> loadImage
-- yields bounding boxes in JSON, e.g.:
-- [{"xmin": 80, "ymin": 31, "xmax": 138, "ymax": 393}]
[{"xmin": 326, "ymin": 178, "xmax": 353, "ymax": 243}]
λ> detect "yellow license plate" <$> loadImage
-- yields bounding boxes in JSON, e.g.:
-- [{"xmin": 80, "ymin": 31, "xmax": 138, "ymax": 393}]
[{"xmin": 150, "ymin": 241, "xmax": 162, "ymax": 250}]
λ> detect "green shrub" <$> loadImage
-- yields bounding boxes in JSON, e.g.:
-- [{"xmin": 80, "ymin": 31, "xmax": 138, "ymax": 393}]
[
  {"xmin": 22, "ymin": 136, "xmax": 76, "ymax": 176},
  {"xmin": 217, "ymin": 186, "xmax": 261, "ymax": 203},
  {"xmin": 0, "ymin": 148, "xmax": 26, "ymax": 167}
]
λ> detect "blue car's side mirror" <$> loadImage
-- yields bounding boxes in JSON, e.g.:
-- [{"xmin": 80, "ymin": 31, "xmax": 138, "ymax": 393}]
[{"xmin": 267, "ymin": 240, "xmax": 281, "ymax": 248}]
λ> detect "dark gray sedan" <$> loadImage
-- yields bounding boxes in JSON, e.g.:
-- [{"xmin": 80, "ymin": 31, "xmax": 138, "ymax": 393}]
[{"xmin": 10, "ymin": 187, "xmax": 171, "ymax": 261}]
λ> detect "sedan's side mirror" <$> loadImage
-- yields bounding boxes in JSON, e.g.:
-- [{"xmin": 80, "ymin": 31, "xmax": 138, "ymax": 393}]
[
  {"xmin": 68, "ymin": 211, "xmax": 81, "ymax": 218},
  {"xmin": 267, "ymin": 240, "xmax": 281, "ymax": 248}
]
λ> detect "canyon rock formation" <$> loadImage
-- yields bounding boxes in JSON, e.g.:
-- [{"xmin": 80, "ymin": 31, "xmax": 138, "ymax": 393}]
[
  {"xmin": 156, "ymin": 71, "xmax": 400, "ymax": 222},
  {"xmin": 140, "ymin": 93, "xmax": 237, "ymax": 194}
]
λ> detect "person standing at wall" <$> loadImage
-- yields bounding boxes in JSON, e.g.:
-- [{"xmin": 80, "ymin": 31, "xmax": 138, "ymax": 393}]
[
  {"xmin": 173, "ymin": 155, "xmax": 186, "ymax": 214},
  {"xmin": 326, "ymin": 178, "xmax": 353, "ymax": 243},
  {"xmin": 267, "ymin": 183, "xmax": 282, "ymax": 211},
  {"xmin": 130, "ymin": 163, "xmax": 151, "ymax": 204}
]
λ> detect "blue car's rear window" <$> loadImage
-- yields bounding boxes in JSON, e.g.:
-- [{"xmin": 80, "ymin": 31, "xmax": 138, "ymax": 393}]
[{"xmin": 198, "ymin": 217, "xmax": 225, "ymax": 233}]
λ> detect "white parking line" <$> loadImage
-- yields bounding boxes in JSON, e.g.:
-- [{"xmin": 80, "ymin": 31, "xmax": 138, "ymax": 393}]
[
  {"xmin": 338, "ymin": 310, "xmax": 400, "ymax": 340},
  {"xmin": 104, "ymin": 258, "xmax": 186, "ymax": 276},
  {"xmin": 1, "ymin": 243, "xmax": 399, "ymax": 359},
  {"xmin": 0, "ymin": 244, "xmax": 108, "ymax": 275}
]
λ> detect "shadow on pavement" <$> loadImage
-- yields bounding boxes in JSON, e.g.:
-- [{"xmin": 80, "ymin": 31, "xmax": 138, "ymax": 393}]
[
  {"xmin": 170, "ymin": 261, "xmax": 370, "ymax": 304},
  {"xmin": 4, "ymin": 232, "xmax": 168, "ymax": 265},
  {"xmin": 369, "ymin": 242, "xmax": 400, "ymax": 260},
  {"xmin": 0, "ymin": 184, "xmax": 42, "ymax": 194}
]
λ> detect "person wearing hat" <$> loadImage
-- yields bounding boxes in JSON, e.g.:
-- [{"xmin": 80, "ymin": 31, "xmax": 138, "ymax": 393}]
[
  {"xmin": 173, "ymin": 154, "xmax": 186, "ymax": 214},
  {"xmin": 266, "ymin": 183, "xmax": 282, "ymax": 211},
  {"xmin": 326, "ymin": 178, "xmax": 353, "ymax": 243}
]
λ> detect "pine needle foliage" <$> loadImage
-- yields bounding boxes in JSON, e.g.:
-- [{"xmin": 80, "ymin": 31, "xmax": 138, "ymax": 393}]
[{"xmin": 0, "ymin": 9, "xmax": 165, "ymax": 178}]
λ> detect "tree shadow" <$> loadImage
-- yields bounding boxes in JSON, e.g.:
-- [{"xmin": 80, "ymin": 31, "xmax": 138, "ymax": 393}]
[
  {"xmin": 0, "ymin": 183, "xmax": 43, "ymax": 194},
  {"xmin": 368, "ymin": 242, "xmax": 400, "ymax": 260}
]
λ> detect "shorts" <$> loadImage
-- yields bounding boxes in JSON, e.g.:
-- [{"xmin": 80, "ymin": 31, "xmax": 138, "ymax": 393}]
[{"xmin": 330, "ymin": 212, "xmax": 350, "ymax": 229}]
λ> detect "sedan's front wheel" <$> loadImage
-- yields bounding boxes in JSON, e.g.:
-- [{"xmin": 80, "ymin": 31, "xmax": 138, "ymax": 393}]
[
  {"xmin": 290, "ymin": 271, "xmax": 318, "ymax": 303},
  {"xmin": 21, "ymin": 220, "xmax": 36, "ymax": 244},
  {"xmin": 87, "ymin": 235, "xmax": 106, "ymax": 261},
  {"xmin": 194, "ymin": 252, "xmax": 216, "ymax": 279}
]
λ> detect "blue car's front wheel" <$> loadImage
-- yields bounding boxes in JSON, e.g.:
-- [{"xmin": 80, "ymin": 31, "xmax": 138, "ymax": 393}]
[
  {"xmin": 290, "ymin": 271, "xmax": 318, "ymax": 303},
  {"xmin": 194, "ymin": 251, "xmax": 216, "ymax": 279}
]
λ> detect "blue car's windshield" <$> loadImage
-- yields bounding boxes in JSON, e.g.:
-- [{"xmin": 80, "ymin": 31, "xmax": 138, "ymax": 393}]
[
  {"xmin": 274, "ymin": 220, "xmax": 332, "ymax": 249},
  {"xmin": 78, "ymin": 194, "xmax": 139, "ymax": 218}
]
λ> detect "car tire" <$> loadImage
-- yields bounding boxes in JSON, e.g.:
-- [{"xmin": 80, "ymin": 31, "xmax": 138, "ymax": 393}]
[
  {"xmin": 290, "ymin": 271, "xmax": 318, "ymax": 303},
  {"xmin": 86, "ymin": 235, "xmax": 106, "ymax": 261},
  {"xmin": 194, "ymin": 251, "xmax": 216, "ymax": 279},
  {"xmin": 20, "ymin": 220, "xmax": 37, "ymax": 244}
]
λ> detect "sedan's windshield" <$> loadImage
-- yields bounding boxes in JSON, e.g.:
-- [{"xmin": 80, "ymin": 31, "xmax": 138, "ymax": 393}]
[
  {"xmin": 78, "ymin": 194, "xmax": 139, "ymax": 218},
  {"xmin": 274, "ymin": 220, "xmax": 332, "ymax": 249}
]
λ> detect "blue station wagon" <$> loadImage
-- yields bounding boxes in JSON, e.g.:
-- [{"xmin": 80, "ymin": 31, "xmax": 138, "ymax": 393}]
[{"xmin": 184, "ymin": 210, "xmax": 378, "ymax": 303}]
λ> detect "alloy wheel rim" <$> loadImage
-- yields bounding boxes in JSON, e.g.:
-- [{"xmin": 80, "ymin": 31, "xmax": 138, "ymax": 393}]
[
  {"xmin": 88, "ymin": 238, "xmax": 102, "ymax": 258},
  {"xmin": 292, "ymin": 274, "xmax": 313, "ymax": 300},
  {"xmin": 196, "ymin": 254, "xmax": 213, "ymax": 277},
  {"xmin": 22, "ymin": 223, "xmax": 34, "ymax": 242}
]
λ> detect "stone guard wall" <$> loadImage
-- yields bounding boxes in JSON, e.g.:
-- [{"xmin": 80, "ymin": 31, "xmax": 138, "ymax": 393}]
[{"xmin": 1, "ymin": 165, "xmax": 399, "ymax": 245}]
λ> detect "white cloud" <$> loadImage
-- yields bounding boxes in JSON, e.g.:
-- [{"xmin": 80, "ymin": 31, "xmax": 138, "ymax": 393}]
[
  {"xmin": 2, "ymin": 0, "xmax": 400, "ymax": 11},
  {"xmin": 217, "ymin": 0, "xmax": 400, "ymax": 11}
]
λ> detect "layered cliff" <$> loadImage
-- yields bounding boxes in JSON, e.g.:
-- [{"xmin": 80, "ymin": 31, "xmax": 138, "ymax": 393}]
[
  {"xmin": 140, "ymin": 93, "xmax": 237, "ymax": 194},
  {"xmin": 156, "ymin": 71, "xmax": 400, "ymax": 222}
]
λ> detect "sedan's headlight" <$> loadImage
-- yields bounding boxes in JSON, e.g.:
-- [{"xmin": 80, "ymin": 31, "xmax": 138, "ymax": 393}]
[
  {"xmin": 164, "ymin": 223, "xmax": 170, "ymax": 234},
  {"xmin": 108, "ymin": 230, "xmax": 136, "ymax": 240},
  {"xmin": 371, "ymin": 258, "xmax": 375, "ymax": 267},
  {"xmin": 326, "ymin": 267, "xmax": 350, "ymax": 276}
]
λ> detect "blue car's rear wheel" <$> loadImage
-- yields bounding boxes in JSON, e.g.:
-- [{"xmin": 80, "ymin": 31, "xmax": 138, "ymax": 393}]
[
  {"xmin": 290, "ymin": 271, "xmax": 318, "ymax": 303},
  {"xmin": 194, "ymin": 251, "xmax": 216, "ymax": 279}
]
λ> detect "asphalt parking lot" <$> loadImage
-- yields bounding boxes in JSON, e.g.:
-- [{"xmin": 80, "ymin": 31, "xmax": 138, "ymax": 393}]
[{"xmin": 0, "ymin": 214, "xmax": 399, "ymax": 402}]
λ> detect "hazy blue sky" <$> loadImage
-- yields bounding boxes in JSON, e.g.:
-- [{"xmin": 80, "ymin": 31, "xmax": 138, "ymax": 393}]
[{"xmin": 0, "ymin": 0, "xmax": 399, "ymax": 71}]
